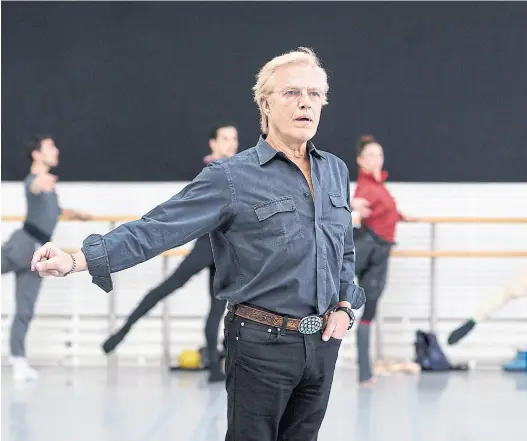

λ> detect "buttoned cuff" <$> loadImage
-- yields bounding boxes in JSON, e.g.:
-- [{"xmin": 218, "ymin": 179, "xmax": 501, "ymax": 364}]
[
  {"xmin": 81, "ymin": 234, "xmax": 113, "ymax": 293},
  {"xmin": 339, "ymin": 282, "xmax": 365, "ymax": 309}
]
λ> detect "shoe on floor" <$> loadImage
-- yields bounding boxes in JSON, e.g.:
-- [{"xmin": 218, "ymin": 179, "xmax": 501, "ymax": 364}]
[
  {"xmin": 208, "ymin": 363, "xmax": 226, "ymax": 383},
  {"xmin": 503, "ymin": 350, "xmax": 527, "ymax": 372},
  {"xmin": 11, "ymin": 357, "xmax": 39, "ymax": 381}
]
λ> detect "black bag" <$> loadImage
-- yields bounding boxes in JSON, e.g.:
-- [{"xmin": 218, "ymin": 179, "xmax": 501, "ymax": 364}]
[{"xmin": 414, "ymin": 330, "xmax": 469, "ymax": 371}]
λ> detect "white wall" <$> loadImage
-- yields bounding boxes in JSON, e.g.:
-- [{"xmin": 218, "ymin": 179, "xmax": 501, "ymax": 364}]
[{"xmin": 2, "ymin": 181, "xmax": 526, "ymax": 368}]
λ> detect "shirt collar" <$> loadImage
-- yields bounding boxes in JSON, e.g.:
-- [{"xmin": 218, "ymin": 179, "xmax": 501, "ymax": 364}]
[{"xmin": 256, "ymin": 135, "xmax": 326, "ymax": 166}]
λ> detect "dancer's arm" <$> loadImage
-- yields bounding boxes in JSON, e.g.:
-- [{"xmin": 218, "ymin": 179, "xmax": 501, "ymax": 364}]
[
  {"xmin": 31, "ymin": 162, "xmax": 235, "ymax": 292},
  {"xmin": 350, "ymin": 179, "xmax": 373, "ymax": 219},
  {"xmin": 350, "ymin": 197, "xmax": 371, "ymax": 219},
  {"xmin": 28, "ymin": 172, "xmax": 57, "ymax": 194},
  {"xmin": 399, "ymin": 213, "xmax": 417, "ymax": 222},
  {"xmin": 61, "ymin": 208, "xmax": 92, "ymax": 221}
]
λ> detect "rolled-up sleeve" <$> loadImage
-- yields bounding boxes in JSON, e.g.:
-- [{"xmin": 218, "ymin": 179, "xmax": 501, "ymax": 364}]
[
  {"xmin": 339, "ymin": 175, "xmax": 365, "ymax": 309},
  {"xmin": 81, "ymin": 161, "xmax": 236, "ymax": 292}
]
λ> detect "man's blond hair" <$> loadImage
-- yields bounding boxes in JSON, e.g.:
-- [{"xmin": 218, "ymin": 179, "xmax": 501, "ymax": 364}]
[{"xmin": 252, "ymin": 47, "xmax": 329, "ymax": 134}]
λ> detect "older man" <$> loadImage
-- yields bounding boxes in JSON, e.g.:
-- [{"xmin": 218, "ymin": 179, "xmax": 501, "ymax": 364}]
[{"xmin": 32, "ymin": 48, "xmax": 364, "ymax": 441}]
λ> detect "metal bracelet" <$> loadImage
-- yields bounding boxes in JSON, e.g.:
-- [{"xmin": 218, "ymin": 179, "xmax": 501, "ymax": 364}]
[{"xmin": 65, "ymin": 253, "xmax": 76, "ymax": 276}]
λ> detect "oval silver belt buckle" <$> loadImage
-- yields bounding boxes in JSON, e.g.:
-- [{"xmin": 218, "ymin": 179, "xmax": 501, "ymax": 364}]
[{"xmin": 298, "ymin": 315, "xmax": 323, "ymax": 334}]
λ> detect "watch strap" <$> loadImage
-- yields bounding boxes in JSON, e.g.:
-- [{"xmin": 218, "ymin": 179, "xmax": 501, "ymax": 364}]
[{"xmin": 335, "ymin": 306, "xmax": 355, "ymax": 330}]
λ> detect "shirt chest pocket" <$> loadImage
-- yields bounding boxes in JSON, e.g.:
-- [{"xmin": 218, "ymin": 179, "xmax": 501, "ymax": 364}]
[
  {"xmin": 253, "ymin": 196, "xmax": 305, "ymax": 246},
  {"xmin": 326, "ymin": 193, "xmax": 352, "ymax": 233}
]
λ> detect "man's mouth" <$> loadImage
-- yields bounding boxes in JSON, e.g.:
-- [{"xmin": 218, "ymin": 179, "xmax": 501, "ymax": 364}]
[{"xmin": 295, "ymin": 117, "xmax": 312, "ymax": 122}]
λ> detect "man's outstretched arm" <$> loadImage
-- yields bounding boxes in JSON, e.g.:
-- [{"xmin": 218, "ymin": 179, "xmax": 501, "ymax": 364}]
[{"xmin": 31, "ymin": 162, "xmax": 236, "ymax": 292}]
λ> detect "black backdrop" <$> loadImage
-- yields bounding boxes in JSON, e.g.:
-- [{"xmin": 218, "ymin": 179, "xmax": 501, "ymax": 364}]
[{"xmin": 3, "ymin": 1, "xmax": 527, "ymax": 182}]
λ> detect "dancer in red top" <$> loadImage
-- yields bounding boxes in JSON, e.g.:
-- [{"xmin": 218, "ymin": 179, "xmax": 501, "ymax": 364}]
[{"xmin": 351, "ymin": 135, "xmax": 414, "ymax": 385}]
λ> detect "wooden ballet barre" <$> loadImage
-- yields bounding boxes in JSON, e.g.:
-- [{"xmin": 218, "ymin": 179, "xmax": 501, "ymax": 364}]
[
  {"xmin": 3, "ymin": 215, "xmax": 527, "ymax": 258},
  {"xmin": 3, "ymin": 214, "xmax": 526, "ymax": 258},
  {"xmin": 390, "ymin": 250, "xmax": 527, "ymax": 258},
  {"xmin": 0, "ymin": 215, "xmax": 139, "ymax": 222},
  {"xmin": 415, "ymin": 216, "xmax": 527, "ymax": 224}
]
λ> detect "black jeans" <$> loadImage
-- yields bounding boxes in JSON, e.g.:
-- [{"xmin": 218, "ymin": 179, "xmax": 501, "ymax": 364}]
[{"xmin": 223, "ymin": 312, "xmax": 342, "ymax": 441}]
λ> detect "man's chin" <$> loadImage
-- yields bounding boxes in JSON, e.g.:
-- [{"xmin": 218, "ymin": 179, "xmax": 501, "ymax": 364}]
[{"xmin": 293, "ymin": 128, "xmax": 317, "ymax": 142}]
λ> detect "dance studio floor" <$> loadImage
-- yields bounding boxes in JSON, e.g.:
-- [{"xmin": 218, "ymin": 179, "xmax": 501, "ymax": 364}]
[{"xmin": 2, "ymin": 366, "xmax": 526, "ymax": 441}]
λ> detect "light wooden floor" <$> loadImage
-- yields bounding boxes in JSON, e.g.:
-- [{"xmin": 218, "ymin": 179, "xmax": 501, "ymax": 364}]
[{"xmin": 2, "ymin": 366, "xmax": 526, "ymax": 441}]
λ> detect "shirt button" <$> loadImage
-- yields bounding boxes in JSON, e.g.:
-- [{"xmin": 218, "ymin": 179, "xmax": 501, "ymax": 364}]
[{"xmin": 304, "ymin": 192, "xmax": 310, "ymax": 197}]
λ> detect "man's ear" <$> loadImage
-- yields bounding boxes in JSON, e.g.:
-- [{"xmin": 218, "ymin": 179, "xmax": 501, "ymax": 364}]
[{"xmin": 262, "ymin": 98, "xmax": 271, "ymax": 116}]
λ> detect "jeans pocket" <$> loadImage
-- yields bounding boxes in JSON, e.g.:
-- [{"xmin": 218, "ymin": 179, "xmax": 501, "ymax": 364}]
[
  {"xmin": 328, "ymin": 336, "xmax": 343, "ymax": 345},
  {"xmin": 237, "ymin": 320, "xmax": 278, "ymax": 344}
]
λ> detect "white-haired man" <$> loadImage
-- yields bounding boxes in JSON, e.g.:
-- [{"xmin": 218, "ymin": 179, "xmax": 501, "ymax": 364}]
[{"xmin": 31, "ymin": 48, "xmax": 364, "ymax": 440}]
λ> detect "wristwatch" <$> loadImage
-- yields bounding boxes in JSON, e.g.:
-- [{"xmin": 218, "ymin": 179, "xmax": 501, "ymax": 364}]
[{"xmin": 335, "ymin": 306, "xmax": 355, "ymax": 330}]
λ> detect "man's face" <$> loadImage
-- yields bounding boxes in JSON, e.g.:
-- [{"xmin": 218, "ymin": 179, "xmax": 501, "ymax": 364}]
[
  {"xmin": 265, "ymin": 63, "xmax": 326, "ymax": 143},
  {"xmin": 35, "ymin": 138, "xmax": 60, "ymax": 167},
  {"xmin": 357, "ymin": 143, "xmax": 384, "ymax": 174},
  {"xmin": 210, "ymin": 126, "xmax": 239, "ymax": 158}
]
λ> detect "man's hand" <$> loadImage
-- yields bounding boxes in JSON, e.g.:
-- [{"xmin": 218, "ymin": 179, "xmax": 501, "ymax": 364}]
[
  {"xmin": 351, "ymin": 197, "xmax": 372, "ymax": 219},
  {"xmin": 322, "ymin": 311, "xmax": 351, "ymax": 342},
  {"xmin": 31, "ymin": 243, "xmax": 87, "ymax": 277}
]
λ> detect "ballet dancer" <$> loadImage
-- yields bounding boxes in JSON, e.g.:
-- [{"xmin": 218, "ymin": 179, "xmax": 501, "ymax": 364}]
[
  {"xmin": 102, "ymin": 123, "xmax": 238, "ymax": 383},
  {"xmin": 448, "ymin": 269, "xmax": 527, "ymax": 371},
  {"xmin": 351, "ymin": 134, "xmax": 415, "ymax": 385},
  {"xmin": 2, "ymin": 135, "xmax": 91, "ymax": 381}
]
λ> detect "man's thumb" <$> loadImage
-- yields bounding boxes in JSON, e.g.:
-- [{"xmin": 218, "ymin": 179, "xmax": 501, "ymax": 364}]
[
  {"xmin": 322, "ymin": 321, "xmax": 336, "ymax": 342},
  {"xmin": 35, "ymin": 258, "xmax": 53, "ymax": 272}
]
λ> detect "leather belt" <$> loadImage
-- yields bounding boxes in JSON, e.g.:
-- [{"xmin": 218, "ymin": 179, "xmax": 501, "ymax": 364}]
[{"xmin": 228, "ymin": 304, "xmax": 330, "ymax": 335}]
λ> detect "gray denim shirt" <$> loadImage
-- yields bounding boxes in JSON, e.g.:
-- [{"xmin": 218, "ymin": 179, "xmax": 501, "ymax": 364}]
[{"xmin": 82, "ymin": 136, "xmax": 365, "ymax": 317}]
